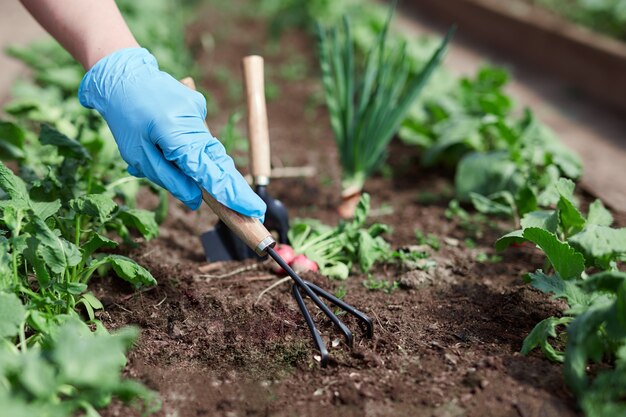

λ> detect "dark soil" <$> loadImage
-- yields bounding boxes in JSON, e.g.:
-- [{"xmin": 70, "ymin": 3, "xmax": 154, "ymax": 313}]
[{"xmin": 99, "ymin": 2, "xmax": 586, "ymax": 416}]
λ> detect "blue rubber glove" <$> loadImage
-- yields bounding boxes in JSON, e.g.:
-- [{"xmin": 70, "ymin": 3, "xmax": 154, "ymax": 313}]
[{"xmin": 78, "ymin": 47, "xmax": 266, "ymax": 220}]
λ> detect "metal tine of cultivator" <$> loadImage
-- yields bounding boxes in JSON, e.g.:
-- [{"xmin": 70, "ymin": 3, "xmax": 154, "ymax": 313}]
[
  {"xmin": 302, "ymin": 280, "xmax": 374, "ymax": 339},
  {"xmin": 267, "ymin": 247, "xmax": 373, "ymax": 366},
  {"xmin": 267, "ymin": 248, "xmax": 353, "ymax": 343},
  {"xmin": 292, "ymin": 284, "xmax": 330, "ymax": 366}
]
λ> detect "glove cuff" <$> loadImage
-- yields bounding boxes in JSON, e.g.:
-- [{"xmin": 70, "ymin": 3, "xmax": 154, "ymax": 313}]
[{"xmin": 78, "ymin": 47, "xmax": 158, "ymax": 113}]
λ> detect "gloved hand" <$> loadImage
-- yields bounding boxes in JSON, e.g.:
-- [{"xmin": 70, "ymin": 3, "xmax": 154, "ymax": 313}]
[{"xmin": 78, "ymin": 47, "xmax": 266, "ymax": 220}]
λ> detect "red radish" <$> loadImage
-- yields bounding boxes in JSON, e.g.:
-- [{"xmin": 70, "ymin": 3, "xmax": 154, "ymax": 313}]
[
  {"xmin": 272, "ymin": 244, "xmax": 296, "ymax": 275},
  {"xmin": 274, "ymin": 244, "xmax": 296, "ymax": 263},
  {"xmin": 290, "ymin": 254, "xmax": 319, "ymax": 274}
]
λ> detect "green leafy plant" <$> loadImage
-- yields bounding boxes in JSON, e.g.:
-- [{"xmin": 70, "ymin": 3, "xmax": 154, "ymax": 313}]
[
  {"xmin": 288, "ymin": 193, "xmax": 394, "ymax": 279},
  {"xmin": 386, "ymin": 248, "xmax": 436, "ymax": 271},
  {"xmin": 0, "ymin": 116, "xmax": 159, "ymax": 417},
  {"xmin": 444, "ymin": 199, "xmax": 491, "ymax": 239},
  {"xmin": 475, "ymin": 252, "xmax": 502, "ymax": 263},
  {"xmin": 289, "ymin": 193, "xmax": 434, "ymax": 280},
  {"xmin": 0, "ymin": 127, "xmax": 157, "ymax": 318},
  {"xmin": 401, "ymin": 66, "xmax": 582, "ymax": 223},
  {"xmin": 259, "ymin": 0, "xmax": 579, "ymax": 228},
  {"xmin": 362, "ymin": 276, "xmax": 398, "ymax": 293},
  {"xmin": 260, "ymin": 0, "xmax": 579, "ymax": 228},
  {"xmin": 0, "ymin": 0, "xmax": 203, "ymax": 414},
  {"xmin": 414, "ymin": 229, "xmax": 440, "ymax": 250},
  {"xmin": 316, "ymin": 7, "xmax": 453, "ymax": 217},
  {"xmin": 496, "ymin": 178, "xmax": 626, "ymax": 414},
  {"xmin": 0, "ymin": 294, "xmax": 159, "ymax": 417}
]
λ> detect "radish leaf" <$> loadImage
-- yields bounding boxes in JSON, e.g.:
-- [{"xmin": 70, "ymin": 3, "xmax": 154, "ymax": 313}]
[
  {"xmin": 39, "ymin": 124, "xmax": 90, "ymax": 161},
  {"xmin": 101, "ymin": 255, "xmax": 156, "ymax": 288},
  {"xmin": 0, "ymin": 121, "xmax": 26, "ymax": 161},
  {"xmin": 0, "ymin": 293, "xmax": 26, "ymax": 338},
  {"xmin": 569, "ymin": 225, "xmax": 626, "ymax": 268},
  {"xmin": 583, "ymin": 271, "xmax": 626, "ymax": 293},
  {"xmin": 30, "ymin": 200, "xmax": 62, "ymax": 221},
  {"xmin": 71, "ymin": 194, "xmax": 118, "ymax": 224},
  {"xmin": 528, "ymin": 271, "xmax": 592, "ymax": 309},
  {"xmin": 0, "ymin": 161, "xmax": 30, "ymax": 203},
  {"xmin": 521, "ymin": 316, "xmax": 571, "ymax": 362},
  {"xmin": 520, "ymin": 210, "xmax": 559, "ymax": 232},
  {"xmin": 81, "ymin": 234, "xmax": 118, "ymax": 264},
  {"xmin": 587, "ymin": 200, "xmax": 613, "ymax": 227},
  {"xmin": 117, "ymin": 208, "xmax": 159, "ymax": 240},
  {"xmin": 522, "ymin": 227, "xmax": 585, "ymax": 279},
  {"xmin": 31, "ymin": 218, "xmax": 81, "ymax": 275}
]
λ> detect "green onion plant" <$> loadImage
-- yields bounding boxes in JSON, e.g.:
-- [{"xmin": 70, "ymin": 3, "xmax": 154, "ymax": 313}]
[{"xmin": 316, "ymin": 5, "xmax": 453, "ymax": 216}]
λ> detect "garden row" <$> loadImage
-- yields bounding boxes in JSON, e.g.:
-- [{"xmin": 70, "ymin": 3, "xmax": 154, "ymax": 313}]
[
  {"xmin": 260, "ymin": 1, "xmax": 626, "ymax": 415},
  {"xmin": 0, "ymin": 1, "xmax": 200, "ymax": 415}
]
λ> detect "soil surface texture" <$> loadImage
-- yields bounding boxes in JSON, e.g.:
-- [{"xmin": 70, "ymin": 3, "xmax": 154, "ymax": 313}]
[{"xmin": 98, "ymin": 3, "xmax": 601, "ymax": 416}]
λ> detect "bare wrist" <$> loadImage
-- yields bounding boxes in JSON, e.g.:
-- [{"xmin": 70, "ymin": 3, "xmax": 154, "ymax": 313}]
[{"xmin": 83, "ymin": 37, "xmax": 140, "ymax": 70}]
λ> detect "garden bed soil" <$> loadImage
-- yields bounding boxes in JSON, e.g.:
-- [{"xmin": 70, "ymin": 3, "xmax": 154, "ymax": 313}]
[{"xmin": 96, "ymin": 3, "xmax": 610, "ymax": 416}]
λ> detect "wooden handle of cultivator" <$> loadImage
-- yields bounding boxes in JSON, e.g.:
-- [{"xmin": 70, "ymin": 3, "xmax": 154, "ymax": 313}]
[
  {"xmin": 200, "ymin": 189, "xmax": 274, "ymax": 255},
  {"xmin": 242, "ymin": 55, "xmax": 271, "ymax": 186},
  {"xmin": 179, "ymin": 77, "xmax": 275, "ymax": 255}
]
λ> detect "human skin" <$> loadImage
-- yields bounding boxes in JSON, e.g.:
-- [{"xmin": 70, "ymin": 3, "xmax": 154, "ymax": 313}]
[{"xmin": 20, "ymin": 0, "xmax": 139, "ymax": 70}]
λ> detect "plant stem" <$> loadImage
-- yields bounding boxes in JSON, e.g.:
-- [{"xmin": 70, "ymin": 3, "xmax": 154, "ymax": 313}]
[
  {"xmin": 77, "ymin": 259, "xmax": 106, "ymax": 284},
  {"xmin": 16, "ymin": 333, "xmax": 38, "ymax": 351},
  {"xmin": 12, "ymin": 251, "xmax": 18, "ymax": 287},
  {"xmin": 74, "ymin": 215, "xmax": 82, "ymax": 246},
  {"xmin": 12, "ymin": 210, "xmax": 23, "ymax": 286},
  {"xmin": 18, "ymin": 321, "xmax": 27, "ymax": 353},
  {"xmin": 53, "ymin": 214, "xmax": 68, "ymax": 236},
  {"xmin": 70, "ymin": 215, "xmax": 82, "ymax": 282},
  {"xmin": 105, "ymin": 176, "xmax": 142, "ymax": 191}
]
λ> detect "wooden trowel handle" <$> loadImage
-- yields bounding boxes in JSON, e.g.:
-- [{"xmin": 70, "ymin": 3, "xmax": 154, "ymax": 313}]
[
  {"xmin": 242, "ymin": 55, "xmax": 271, "ymax": 187},
  {"xmin": 180, "ymin": 77, "xmax": 275, "ymax": 255}
]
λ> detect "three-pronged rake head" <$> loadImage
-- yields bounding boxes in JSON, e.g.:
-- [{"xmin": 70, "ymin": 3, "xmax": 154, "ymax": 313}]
[{"xmin": 267, "ymin": 246, "xmax": 374, "ymax": 367}]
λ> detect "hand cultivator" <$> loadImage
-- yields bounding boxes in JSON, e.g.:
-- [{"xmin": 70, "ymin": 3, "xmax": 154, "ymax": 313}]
[
  {"xmin": 199, "ymin": 181, "xmax": 373, "ymax": 366},
  {"xmin": 181, "ymin": 66, "xmax": 373, "ymax": 365}
]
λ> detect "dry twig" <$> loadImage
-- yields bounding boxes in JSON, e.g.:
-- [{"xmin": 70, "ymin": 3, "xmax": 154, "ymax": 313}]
[
  {"xmin": 198, "ymin": 261, "xmax": 230, "ymax": 273},
  {"xmin": 254, "ymin": 277, "xmax": 291, "ymax": 305},
  {"xmin": 197, "ymin": 274, "xmax": 277, "ymax": 284},
  {"xmin": 197, "ymin": 263, "xmax": 262, "ymax": 280}
]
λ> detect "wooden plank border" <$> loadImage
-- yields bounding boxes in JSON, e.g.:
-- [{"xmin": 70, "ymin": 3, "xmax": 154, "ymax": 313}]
[{"xmin": 405, "ymin": 0, "xmax": 626, "ymax": 114}]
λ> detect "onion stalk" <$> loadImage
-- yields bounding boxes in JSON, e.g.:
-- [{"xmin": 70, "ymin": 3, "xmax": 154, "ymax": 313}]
[{"xmin": 316, "ymin": 6, "xmax": 454, "ymax": 217}]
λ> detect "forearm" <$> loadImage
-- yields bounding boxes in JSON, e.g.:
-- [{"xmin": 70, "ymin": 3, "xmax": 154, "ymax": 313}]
[{"xmin": 20, "ymin": 0, "xmax": 139, "ymax": 70}]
